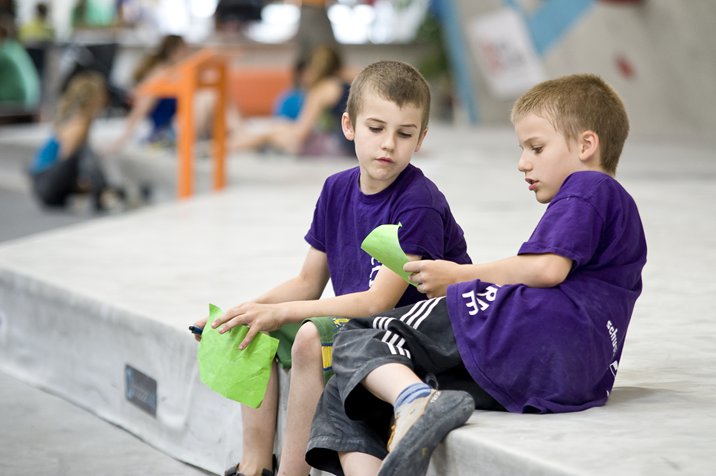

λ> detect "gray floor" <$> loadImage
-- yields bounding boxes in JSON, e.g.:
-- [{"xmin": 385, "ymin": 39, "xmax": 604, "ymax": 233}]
[
  {"xmin": 0, "ymin": 143, "xmax": 209, "ymax": 476},
  {"xmin": 0, "ymin": 188, "xmax": 92, "ymax": 243},
  {"xmin": 0, "ymin": 371, "xmax": 211, "ymax": 476}
]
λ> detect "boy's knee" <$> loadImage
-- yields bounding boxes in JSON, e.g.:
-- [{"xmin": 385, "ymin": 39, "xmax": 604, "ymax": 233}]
[{"xmin": 291, "ymin": 322, "xmax": 322, "ymax": 366}]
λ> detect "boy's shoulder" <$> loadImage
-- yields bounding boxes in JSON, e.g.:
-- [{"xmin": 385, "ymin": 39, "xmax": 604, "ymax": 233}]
[
  {"xmin": 550, "ymin": 171, "xmax": 642, "ymax": 230},
  {"xmin": 325, "ymin": 165, "xmax": 360, "ymax": 184},
  {"xmin": 556, "ymin": 171, "xmax": 632, "ymax": 204},
  {"xmin": 396, "ymin": 164, "xmax": 448, "ymax": 201}
]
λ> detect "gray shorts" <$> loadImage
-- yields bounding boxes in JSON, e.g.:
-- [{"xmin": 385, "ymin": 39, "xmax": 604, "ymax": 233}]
[{"xmin": 306, "ymin": 298, "xmax": 503, "ymax": 475}]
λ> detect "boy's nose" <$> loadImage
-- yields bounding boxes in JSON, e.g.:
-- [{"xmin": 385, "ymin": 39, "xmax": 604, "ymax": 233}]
[
  {"xmin": 381, "ymin": 134, "xmax": 395, "ymax": 151},
  {"xmin": 517, "ymin": 153, "xmax": 531, "ymax": 172}
]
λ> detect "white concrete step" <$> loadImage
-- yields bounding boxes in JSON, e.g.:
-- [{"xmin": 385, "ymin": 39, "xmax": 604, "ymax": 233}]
[{"xmin": 1, "ymin": 125, "xmax": 714, "ymax": 475}]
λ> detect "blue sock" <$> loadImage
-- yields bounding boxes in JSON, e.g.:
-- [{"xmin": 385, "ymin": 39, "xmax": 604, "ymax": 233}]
[{"xmin": 395, "ymin": 382, "xmax": 432, "ymax": 409}]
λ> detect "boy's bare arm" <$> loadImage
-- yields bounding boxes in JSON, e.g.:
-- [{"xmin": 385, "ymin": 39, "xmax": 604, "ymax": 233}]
[
  {"xmin": 252, "ymin": 247, "xmax": 331, "ymax": 304},
  {"xmin": 217, "ymin": 255, "xmax": 420, "ymax": 350},
  {"xmin": 404, "ymin": 254, "xmax": 572, "ymax": 298},
  {"xmin": 192, "ymin": 247, "xmax": 329, "ymax": 340}
]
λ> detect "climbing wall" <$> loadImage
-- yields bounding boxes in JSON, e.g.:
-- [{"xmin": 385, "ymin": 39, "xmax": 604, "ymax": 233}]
[{"xmin": 446, "ymin": 0, "xmax": 716, "ymax": 140}]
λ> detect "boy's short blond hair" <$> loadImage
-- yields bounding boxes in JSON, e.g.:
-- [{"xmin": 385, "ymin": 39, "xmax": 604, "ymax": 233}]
[
  {"xmin": 346, "ymin": 60, "xmax": 431, "ymax": 134},
  {"xmin": 511, "ymin": 74, "xmax": 629, "ymax": 175}
]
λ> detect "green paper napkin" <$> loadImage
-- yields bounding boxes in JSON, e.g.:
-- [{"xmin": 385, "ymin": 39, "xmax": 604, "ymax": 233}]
[
  {"xmin": 360, "ymin": 223, "xmax": 415, "ymax": 286},
  {"xmin": 197, "ymin": 304, "xmax": 279, "ymax": 408}
]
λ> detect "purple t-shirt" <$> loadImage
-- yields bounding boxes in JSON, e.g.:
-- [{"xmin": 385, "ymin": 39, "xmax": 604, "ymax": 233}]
[
  {"xmin": 447, "ymin": 171, "xmax": 647, "ymax": 413},
  {"xmin": 306, "ymin": 164, "xmax": 471, "ymax": 308}
]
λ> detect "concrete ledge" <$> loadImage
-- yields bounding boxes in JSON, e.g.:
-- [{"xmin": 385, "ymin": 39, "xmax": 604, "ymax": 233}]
[{"xmin": 1, "ymin": 125, "xmax": 714, "ymax": 475}]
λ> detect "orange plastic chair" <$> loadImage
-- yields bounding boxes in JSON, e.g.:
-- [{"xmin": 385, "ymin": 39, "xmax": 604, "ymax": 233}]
[{"xmin": 136, "ymin": 49, "xmax": 228, "ymax": 198}]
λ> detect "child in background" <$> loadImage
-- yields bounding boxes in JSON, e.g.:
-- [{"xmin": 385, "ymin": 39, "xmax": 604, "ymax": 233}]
[
  {"xmin": 29, "ymin": 71, "xmax": 123, "ymax": 212},
  {"xmin": 194, "ymin": 60, "xmax": 471, "ymax": 476},
  {"xmin": 231, "ymin": 44, "xmax": 353, "ymax": 157},
  {"xmin": 305, "ymin": 73, "xmax": 647, "ymax": 476}
]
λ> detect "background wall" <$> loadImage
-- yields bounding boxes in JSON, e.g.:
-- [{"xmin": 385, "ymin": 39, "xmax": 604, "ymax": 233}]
[
  {"xmin": 12, "ymin": 0, "xmax": 716, "ymax": 142},
  {"xmin": 450, "ymin": 0, "xmax": 716, "ymax": 142}
]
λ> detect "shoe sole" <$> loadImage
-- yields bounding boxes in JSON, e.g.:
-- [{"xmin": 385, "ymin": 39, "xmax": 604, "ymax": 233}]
[{"xmin": 378, "ymin": 390, "xmax": 475, "ymax": 476}]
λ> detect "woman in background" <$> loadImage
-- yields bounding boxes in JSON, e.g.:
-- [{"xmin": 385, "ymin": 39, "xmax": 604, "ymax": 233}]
[
  {"xmin": 105, "ymin": 34, "xmax": 188, "ymax": 152},
  {"xmin": 232, "ymin": 44, "xmax": 353, "ymax": 157}
]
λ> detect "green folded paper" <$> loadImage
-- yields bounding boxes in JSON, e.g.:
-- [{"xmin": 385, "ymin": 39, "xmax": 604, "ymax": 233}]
[
  {"xmin": 197, "ymin": 304, "xmax": 279, "ymax": 408},
  {"xmin": 360, "ymin": 223, "xmax": 415, "ymax": 286}
]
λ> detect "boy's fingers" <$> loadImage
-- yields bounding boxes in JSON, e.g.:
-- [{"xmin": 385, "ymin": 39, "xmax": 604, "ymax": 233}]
[
  {"xmin": 191, "ymin": 318, "xmax": 207, "ymax": 342},
  {"xmin": 218, "ymin": 319, "xmax": 238, "ymax": 334},
  {"xmin": 403, "ymin": 261, "xmax": 419, "ymax": 273},
  {"xmin": 211, "ymin": 314, "xmax": 225, "ymax": 328},
  {"xmin": 239, "ymin": 326, "xmax": 259, "ymax": 350},
  {"xmin": 213, "ymin": 310, "xmax": 237, "ymax": 328}
]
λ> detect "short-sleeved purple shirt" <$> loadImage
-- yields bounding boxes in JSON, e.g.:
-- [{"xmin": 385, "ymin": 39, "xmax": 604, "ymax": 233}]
[
  {"xmin": 306, "ymin": 164, "xmax": 471, "ymax": 308},
  {"xmin": 447, "ymin": 171, "xmax": 647, "ymax": 413}
]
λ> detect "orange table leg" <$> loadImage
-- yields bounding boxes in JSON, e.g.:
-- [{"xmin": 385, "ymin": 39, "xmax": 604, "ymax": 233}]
[
  {"xmin": 136, "ymin": 49, "xmax": 230, "ymax": 198},
  {"xmin": 213, "ymin": 61, "xmax": 227, "ymax": 191},
  {"xmin": 177, "ymin": 76, "xmax": 196, "ymax": 198}
]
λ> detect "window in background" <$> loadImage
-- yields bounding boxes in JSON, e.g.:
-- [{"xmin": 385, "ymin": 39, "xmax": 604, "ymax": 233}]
[{"xmin": 240, "ymin": 0, "xmax": 430, "ymax": 45}]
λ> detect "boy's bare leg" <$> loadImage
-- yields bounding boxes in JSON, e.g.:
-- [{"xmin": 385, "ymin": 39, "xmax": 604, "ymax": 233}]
[
  {"xmin": 363, "ymin": 363, "xmax": 423, "ymax": 405},
  {"xmin": 363, "ymin": 364, "xmax": 474, "ymax": 476},
  {"xmin": 339, "ymin": 451, "xmax": 382, "ymax": 476},
  {"xmin": 238, "ymin": 361, "xmax": 279, "ymax": 476},
  {"xmin": 277, "ymin": 324, "xmax": 324, "ymax": 476},
  {"xmin": 230, "ymin": 129, "xmax": 273, "ymax": 152}
]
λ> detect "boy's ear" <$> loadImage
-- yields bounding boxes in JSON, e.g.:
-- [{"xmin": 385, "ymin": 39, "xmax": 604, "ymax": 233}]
[
  {"xmin": 578, "ymin": 130, "xmax": 600, "ymax": 165},
  {"xmin": 341, "ymin": 112, "xmax": 355, "ymax": 141},
  {"xmin": 413, "ymin": 127, "xmax": 429, "ymax": 153}
]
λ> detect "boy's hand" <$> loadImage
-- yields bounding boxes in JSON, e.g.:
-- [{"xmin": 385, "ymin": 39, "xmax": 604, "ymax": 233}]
[
  {"xmin": 191, "ymin": 318, "xmax": 207, "ymax": 342},
  {"xmin": 211, "ymin": 303, "xmax": 284, "ymax": 350},
  {"xmin": 404, "ymin": 259, "xmax": 461, "ymax": 298}
]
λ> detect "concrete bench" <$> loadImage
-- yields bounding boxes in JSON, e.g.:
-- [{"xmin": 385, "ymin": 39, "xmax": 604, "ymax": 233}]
[{"xmin": 0, "ymin": 124, "xmax": 714, "ymax": 475}]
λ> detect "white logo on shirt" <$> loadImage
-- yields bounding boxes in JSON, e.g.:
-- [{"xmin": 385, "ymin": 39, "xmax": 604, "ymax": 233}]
[
  {"xmin": 609, "ymin": 360, "xmax": 619, "ymax": 377},
  {"xmin": 606, "ymin": 320, "xmax": 619, "ymax": 357},
  {"xmin": 368, "ymin": 257, "xmax": 381, "ymax": 288},
  {"xmin": 461, "ymin": 285, "xmax": 500, "ymax": 316}
]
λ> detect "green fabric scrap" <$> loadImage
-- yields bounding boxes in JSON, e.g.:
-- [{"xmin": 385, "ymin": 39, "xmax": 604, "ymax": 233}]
[
  {"xmin": 360, "ymin": 223, "xmax": 416, "ymax": 286},
  {"xmin": 197, "ymin": 304, "xmax": 279, "ymax": 408}
]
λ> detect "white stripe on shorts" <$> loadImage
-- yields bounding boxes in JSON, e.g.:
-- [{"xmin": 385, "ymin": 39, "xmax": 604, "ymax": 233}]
[
  {"xmin": 373, "ymin": 297, "xmax": 444, "ymax": 359},
  {"xmin": 410, "ymin": 297, "xmax": 444, "ymax": 329}
]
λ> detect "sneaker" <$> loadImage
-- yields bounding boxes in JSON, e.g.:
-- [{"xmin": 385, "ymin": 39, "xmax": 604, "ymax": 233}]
[
  {"xmin": 224, "ymin": 455, "xmax": 277, "ymax": 476},
  {"xmin": 224, "ymin": 464, "xmax": 274, "ymax": 476},
  {"xmin": 93, "ymin": 187, "xmax": 126, "ymax": 213},
  {"xmin": 379, "ymin": 390, "xmax": 475, "ymax": 476}
]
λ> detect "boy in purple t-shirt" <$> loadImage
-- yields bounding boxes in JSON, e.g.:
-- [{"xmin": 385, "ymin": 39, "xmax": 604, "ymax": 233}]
[
  {"xmin": 192, "ymin": 61, "xmax": 470, "ymax": 476},
  {"xmin": 305, "ymin": 74, "xmax": 647, "ymax": 476}
]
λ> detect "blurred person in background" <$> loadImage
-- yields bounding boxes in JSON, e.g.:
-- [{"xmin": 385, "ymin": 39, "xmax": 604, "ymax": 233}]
[
  {"xmin": 231, "ymin": 44, "xmax": 353, "ymax": 157},
  {"xmin": 0, "ymin": 16, "xmax": 40, "ymax": 115},
  {"xmin": 19, "ymin": 2, "xmax": 54, "ymax": 42},
  {"xmin": 104, "ymin": 34, "xmax": 189, "ymax": 152},
  {"xmin": 28, "ymin": 71, "xmax": 125, "ymax": 212}
]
